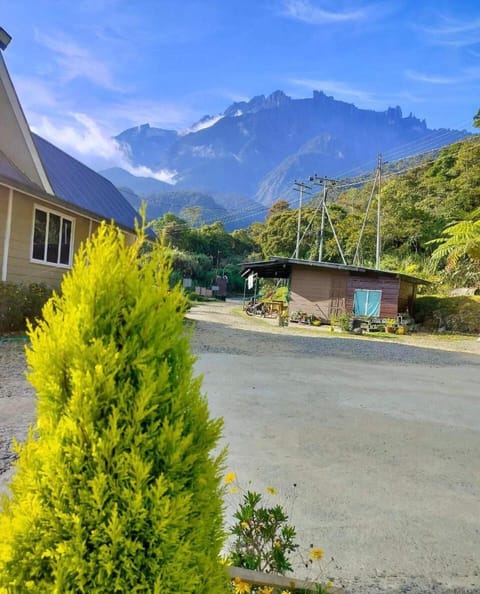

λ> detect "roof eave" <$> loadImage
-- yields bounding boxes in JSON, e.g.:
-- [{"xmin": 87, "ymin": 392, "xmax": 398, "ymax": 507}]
[
  {"xmin": 240, "ymin": 257, "xmax": 431, "ymax": 285},
  {"xmin": 0, "ymin": 175, "xmax": 152, "ymax": 238}
]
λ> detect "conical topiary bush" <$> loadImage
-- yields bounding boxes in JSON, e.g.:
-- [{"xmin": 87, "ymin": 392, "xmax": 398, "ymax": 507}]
[{"xmin": 0, "ymin": 223, "xmax": 228, "ymax": 593}]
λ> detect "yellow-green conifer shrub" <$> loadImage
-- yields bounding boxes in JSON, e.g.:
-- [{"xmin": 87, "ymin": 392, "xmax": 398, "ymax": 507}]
[{"xmin": 0, "ymin": 223, "xmax": 228, "ymax": 593}]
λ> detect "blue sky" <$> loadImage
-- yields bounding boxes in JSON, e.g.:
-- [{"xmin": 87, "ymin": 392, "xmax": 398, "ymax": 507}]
[{"xmin": 1, "ymin": 0, "xmax": 479, "ymax": 177}]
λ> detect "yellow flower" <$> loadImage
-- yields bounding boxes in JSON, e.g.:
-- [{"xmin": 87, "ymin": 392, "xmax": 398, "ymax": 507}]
[
  {"xmin": 281, "ymin": 591, "xmax": 291, "ymax": 594},
  {"xmin": 326, "ymin": 581, "xmax": 334, "ymax": 589},
  {"xmin": 229, "ymin": 486, "xmax": 239, "ymax": 494},
  {"xmin": 310, "ymin": 547, "xmax": 324, "ymax": 560},
  {"xmin": 266, "ymin": 486, "xmax": 278, "ymax": 495},
  {"xmin": 259, "ymin": 587, "xmax": 274, "ymax": 594},
  {"xmin": 274, "ymin": 538, "xmax": 282, "ymax": 549},
  {"xmin": 224, "ymin": 472, "xmax": 236, "ymax": 485},
  {"xmin": 233, "ymin": 577, "xmax": 251, "ymax": 593},
  {"xmin": 240, "ymin": 521, "xmax": 249, "ymax": 529}
]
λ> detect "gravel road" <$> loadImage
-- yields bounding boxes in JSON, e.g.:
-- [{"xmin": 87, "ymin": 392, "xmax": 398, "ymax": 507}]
[
  {"xmin": 188, "ymin": 301, "xmax": 480, "ymax": 594},
  {"xmin": 1, "ymin": 300, "xmax": 479, "ymax": 594}
]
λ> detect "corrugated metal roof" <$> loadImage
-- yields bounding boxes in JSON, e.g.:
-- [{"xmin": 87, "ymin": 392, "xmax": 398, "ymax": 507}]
[
  {"xmin": 32, "ymin": 134, "xmax": 142, "ymax": 233},
  {"xmin": 241, "ymin": 257, "xmax": 430, "ymax": 285}
]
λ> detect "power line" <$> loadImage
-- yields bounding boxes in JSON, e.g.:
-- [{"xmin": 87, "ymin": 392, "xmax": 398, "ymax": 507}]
[{"xmin": 200, "ymin": 132, "xmax": 479, "ymax": 229}]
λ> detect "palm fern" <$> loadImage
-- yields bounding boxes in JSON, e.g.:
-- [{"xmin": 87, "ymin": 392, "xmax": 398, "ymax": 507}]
[{"xmin": 429, "ymin": 207, "xmax": 480, "ymax": 269}]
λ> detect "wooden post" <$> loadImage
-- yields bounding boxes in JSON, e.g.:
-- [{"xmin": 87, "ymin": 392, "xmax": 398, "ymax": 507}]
[{"xmin": 228, "ymin": 566, "xmax": 345, "ymax": 593}]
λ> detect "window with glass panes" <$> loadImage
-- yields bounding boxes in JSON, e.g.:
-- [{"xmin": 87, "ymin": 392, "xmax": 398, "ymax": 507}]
[{"xmin": 32, "ymin": 207, "xmax": 73, "ymax": 266}]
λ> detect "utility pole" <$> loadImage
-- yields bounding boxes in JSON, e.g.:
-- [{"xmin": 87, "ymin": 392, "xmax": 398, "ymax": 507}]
[
  {"xmin": 312, "ymin": 176, "xmax": 338, "ymax": 262},
  {"xmin": 318, "ymin": 183, "xmax": 327, "ymax": 262},
  {"xmin": 293, "ymin": 180, "xmax": 312, "ymax": 259},
  {"xmin": 375, "ymin": 153, "xmax": 382, "ymax": 269}
]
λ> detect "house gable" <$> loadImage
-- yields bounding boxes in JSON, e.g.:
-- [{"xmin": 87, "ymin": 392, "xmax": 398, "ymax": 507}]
[{"xmin": 0, "ymin": 54, "xmax": 52, "ymax": 193}]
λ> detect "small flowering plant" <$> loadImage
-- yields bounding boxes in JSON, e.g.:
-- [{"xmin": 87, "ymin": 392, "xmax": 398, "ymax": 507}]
[
  {"xmin": 230, "ymin": 489, "xmax": 298, "ymax": 574},
  {"xmin": 224, "ymin": 473, "xmax": 336, "ymax": 594}
]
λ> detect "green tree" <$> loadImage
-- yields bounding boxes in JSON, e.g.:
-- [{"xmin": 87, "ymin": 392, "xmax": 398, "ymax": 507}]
[
  {"xmin": 196, "ymin": 221, "xmax": 235, "ymax": 260},
  {"xmin": 180, "ymin": 206, "xmax": 204, "ymax": 227},
  {"xmin": 254, "ymin": 205, "xmax": 317, "ymax": 259},
  {"xmin": 0, "ymin": 223, "xmax": 228, "ymax": 593},
  {"xmin": 380, "ymin": 169, "xmax": 440, "ymax": 256},
  {"xmin": 266, "ymin": 199, "xmax": 290, "ymax": 219},
  {"xmin": 153, "ymin": 212, "xmax": 193, "ymax": 252},
  {"xmin": 474, "ymin": 108, "xmax": 480, "ymax": 128},
  {"xmin": 170, "ymin": 249, "xmax": 213, "ymax": 287},
  {"xmin": 231, "ymin": 228, "xmax": 260, "ymax": 258}
]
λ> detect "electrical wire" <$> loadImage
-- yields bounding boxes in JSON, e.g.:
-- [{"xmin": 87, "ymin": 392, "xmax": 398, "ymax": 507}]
[{"xmin": 201, "ymin": 126, "xmax": 479, "ymax": 228}]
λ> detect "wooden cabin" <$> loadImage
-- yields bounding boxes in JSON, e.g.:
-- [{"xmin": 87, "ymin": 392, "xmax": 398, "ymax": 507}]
[{"xmin": 241, "ymin": 258, "xmax": 429, "ymax": 322}]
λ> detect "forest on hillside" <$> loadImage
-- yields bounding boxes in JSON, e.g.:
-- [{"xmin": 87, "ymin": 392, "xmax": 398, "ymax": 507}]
[{"xmin": 154, "ymin": 133, "xmax": 480, "ymax": 295}]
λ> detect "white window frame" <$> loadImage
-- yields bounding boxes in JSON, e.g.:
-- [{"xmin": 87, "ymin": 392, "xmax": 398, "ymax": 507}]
[{"xmin": 30, "ymin": 204, "xmax": 75, "ymax": 268}]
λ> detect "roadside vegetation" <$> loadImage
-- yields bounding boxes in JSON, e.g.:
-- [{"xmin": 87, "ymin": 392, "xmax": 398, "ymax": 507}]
[{"xmin": 0, "ymin": 282, "xmax": 51, "ymax": 335}]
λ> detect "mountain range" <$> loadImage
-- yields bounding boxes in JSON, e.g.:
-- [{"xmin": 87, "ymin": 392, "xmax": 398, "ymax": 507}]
[{"xmin": 100, "ymin": 90, "xmax": 469, "ymax": 229}]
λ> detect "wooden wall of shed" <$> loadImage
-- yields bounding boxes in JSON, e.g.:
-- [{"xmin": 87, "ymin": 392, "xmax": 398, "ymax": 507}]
[
  {"xmin": 398, "ymin": 280, "xmax": 416, "ymax": 315},
  {"xmin": 289, "ymin": 266, "xmax": 348, "ymax": 321},
  {"xmin": 346, "ymin": 274, "xmax": 400, "ymax": 317}
]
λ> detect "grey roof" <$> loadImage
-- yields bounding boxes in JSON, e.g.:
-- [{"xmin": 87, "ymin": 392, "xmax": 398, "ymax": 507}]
[
  {"xmin": 32, "ymin": 134, "xmax": 143, "ymax": 234},
  {"xmin": 241, "ymin": 257, "xmax": 430, "ymax": 285}
]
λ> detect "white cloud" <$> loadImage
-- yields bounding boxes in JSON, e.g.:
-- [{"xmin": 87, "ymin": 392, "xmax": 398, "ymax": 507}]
[
  {"xmin": 405, "ymin": 70, "xmax": 461, "ymax": 85},
  {"xmin": 34, "ymin": 29, "xmax": 121, "ymax": 91},
  {"xmin": 406, "ymin": 68, "xmax": 480, "ymax": 85},
  {"xmin": 419, "ymin": 15, "xmax": 480, "ymax": 47},
  {"xmin": 289, "ymin": 78, "xmax": 424, "ymax": 111},
  {"xmin": 126, "ymin": 165, "xmax": 178, "ymax": 184},
  {"xmin": 180, "ymin": 114, "xmax": 224, "ymax": 135},
  {"xmin": 279, "ymin": 0, "xmax": 368, "ymax": 24},
  {"xmin": 31, "ymin": 112, "xmax": 177, "ymax": 183},
  {"xmin": 107, "ymin": 99, "xmax": 196, "ymax": 130},
  {"xmin": 32, "ymin": 113, "xmax": 119, "ymax": 159},
  {"xmin": 423, "ymin": 16, "xmax": 480, "ymax": 36},
  {"xmin": 290, "ymin": 77, "xmax": 379, "ymax": 105},
  {"xmin": 13, "ymin": 76, "xmax": 59, "ymax": 109}
]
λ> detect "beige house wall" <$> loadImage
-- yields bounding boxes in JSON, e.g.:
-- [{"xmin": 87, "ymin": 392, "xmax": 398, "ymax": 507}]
[
  {"xmin": 0, "ymin": 185, "xmax": 8, "ymax": 268},
  {"xmin": 2, "ymin": 184, "xmax": 136, "ymax": 288},
  {"xmin": 4, "ymin": 189, "xmax": 94, "ymax": 287}
]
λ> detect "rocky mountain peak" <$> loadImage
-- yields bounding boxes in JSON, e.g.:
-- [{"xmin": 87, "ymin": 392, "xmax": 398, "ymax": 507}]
[
  {"xmin": 112, "ymin": 89, "xmax": 469, "ymax": 216},
  {"xmin": 224, "ymin": 90, "xmax": 291, "ymax": 117}
]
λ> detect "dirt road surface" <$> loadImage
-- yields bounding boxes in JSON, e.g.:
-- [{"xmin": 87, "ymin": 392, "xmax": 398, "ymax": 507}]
[{"xmin": 1, "ymin": 299, "xmax": 479, "ymax": 593}]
